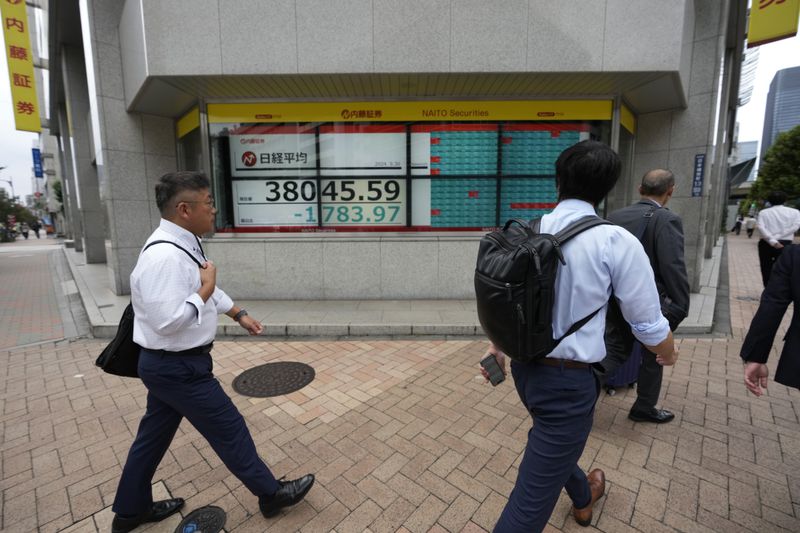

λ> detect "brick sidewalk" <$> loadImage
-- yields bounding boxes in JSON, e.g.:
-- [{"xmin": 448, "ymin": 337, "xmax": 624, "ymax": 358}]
[
  {"xmin": 1, "ymin": 235, "xmax": 798, "ymax": 532},
  {"xmin": 0, "ymin": 239, "xmax": 64, "ymax": 349}
]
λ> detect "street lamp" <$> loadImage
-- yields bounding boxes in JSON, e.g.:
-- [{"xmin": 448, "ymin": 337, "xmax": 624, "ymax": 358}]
[{"xmin": 0, "ymin": 166, "xmax": 16, "ymax": 202}]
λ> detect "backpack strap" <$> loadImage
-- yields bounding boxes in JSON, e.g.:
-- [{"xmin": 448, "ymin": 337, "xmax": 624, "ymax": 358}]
[
  {"xmin": 554, "ymin": 215, "xmax": 612, "ymax": 243},
  {"xmin": 546, "ymin": 216, "xmax": 613, "ymax": 345},
  {"xmin": 142, "ymin": 240, "xmax": 203, "ymax": 267},
  {"xmin": 530, "ymin": 216, "xmax": 611, "ymax": 241}
]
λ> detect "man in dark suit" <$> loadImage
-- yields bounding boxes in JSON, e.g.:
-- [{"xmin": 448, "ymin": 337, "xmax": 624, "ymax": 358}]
[
  {"xmin": 741, "ymin": 244, "xmax": 800, "ymax": 395},
  {"xmin": 605, "ymin": 169, "xmax": 690, "ymax": 423}
]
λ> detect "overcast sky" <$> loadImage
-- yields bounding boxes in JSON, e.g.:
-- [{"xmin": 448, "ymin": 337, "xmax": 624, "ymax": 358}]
[{"xmin": 1, "ymin": 28, "xmax": 799, "ymax": 201}]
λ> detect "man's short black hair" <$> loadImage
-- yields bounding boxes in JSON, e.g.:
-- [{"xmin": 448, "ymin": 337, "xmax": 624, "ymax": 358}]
[
  {"xmin": 767, "ymin": 191, "xmax": 787, "ymax": 206},
  {"xmin": 155, "ymin": 171, "xmax": 210, "ymax": 215},
  {"xmin": 555, "ymin": 140, "xmax": 621, "ymax": 205}
]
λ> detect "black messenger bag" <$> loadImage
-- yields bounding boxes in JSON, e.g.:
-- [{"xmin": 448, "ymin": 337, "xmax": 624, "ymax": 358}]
[{"xmin": 95, "ymin": 240, "xmax": 202, "ymax": 377}]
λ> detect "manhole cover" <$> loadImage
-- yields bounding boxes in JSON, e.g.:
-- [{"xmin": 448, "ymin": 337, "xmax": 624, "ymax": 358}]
[
  {"xmin": 233, "ymin": 362, "xmax": 315, "ymax": 397},
  {"xmin": 174, "ymin": 506, "xmax": 226, "ymax": 533},
  {"xmin": 736, "ymin": 295, "xmax": 760, "ymax": 301}
]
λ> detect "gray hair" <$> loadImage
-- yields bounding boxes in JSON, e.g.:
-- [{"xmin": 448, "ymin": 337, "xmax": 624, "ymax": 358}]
[{"xmin": 640, "ymin": 169, "xmax": 675, "ymax": 196}]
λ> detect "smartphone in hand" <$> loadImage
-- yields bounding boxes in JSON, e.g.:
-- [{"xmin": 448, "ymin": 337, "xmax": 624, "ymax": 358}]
[{"xmin": 480, "ymin": 353, "xmax": 505, "ymax": 386}]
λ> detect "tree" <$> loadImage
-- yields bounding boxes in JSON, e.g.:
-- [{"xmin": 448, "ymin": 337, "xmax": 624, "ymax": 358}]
[
  {"xmin": 748, "ymin": 124, "xmax": 800, "ymax": 207},
  {"xmin": 0, "ymin": 189, "xmax": 37, "ymax": 226},
  {"xmin": 52, "ymin": 180, "xmax": 64, "ymax": 212}
]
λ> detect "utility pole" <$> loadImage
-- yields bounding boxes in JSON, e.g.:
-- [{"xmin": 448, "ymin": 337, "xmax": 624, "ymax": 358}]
[{"xmin": 0, "ymin": 166, "xmax": 16, "ymax": 203}]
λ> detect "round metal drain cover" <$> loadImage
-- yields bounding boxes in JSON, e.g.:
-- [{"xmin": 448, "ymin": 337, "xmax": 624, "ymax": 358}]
[
  {"xmin": 736, "ymin": 295, "xmax": 760, "ymax": 301},
  {"xmin": 174, "ymin": 506, "xmax": 226, "ymax": 533},
  {"xmin": 233, "ymin": 361, "xmax": 315, "ymax": 397}
]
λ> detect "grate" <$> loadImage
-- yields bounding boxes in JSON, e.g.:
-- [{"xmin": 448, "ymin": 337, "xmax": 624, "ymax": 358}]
[{"xmin": 232, "ymin": 362, "xmax": 315, "ymax": 397}]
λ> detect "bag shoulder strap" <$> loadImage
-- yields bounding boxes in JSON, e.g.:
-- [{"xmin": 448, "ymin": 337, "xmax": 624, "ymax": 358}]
[
  {"xmin": 634, "ymin": 204, "xmax": 660, "ymax": 242},
  {"xmin": 532, "ymin": 215, "xmax": 611, "ymax": 346},
  {"xmin": 554, "ymin": 215, "xmax": 611, "ymax": 243},
  {"xmin": 142, "ymin": 239, "xmax": 202, "ymax": 267},
  {"xmin": 530, "ymin": 216, "xmax": 610, "ymax": 242}
]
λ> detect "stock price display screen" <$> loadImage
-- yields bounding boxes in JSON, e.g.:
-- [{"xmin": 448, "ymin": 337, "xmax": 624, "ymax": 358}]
[
  {"xmin": 230, "ymin": 125, "xmax": 407, "ymax": 228},
  {"xmin": 233, "ymin": 178, "xmax": 406, "ymax": 227}
]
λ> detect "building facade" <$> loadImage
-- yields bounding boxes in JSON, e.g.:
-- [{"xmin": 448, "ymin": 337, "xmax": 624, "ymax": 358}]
[
  {"xmin": 43, "ymin": 0, "xmax": 747, "ymax": 299},
  {"xmin": 760, "ymin": 65, "xmax": 800, "ymax": 159}
]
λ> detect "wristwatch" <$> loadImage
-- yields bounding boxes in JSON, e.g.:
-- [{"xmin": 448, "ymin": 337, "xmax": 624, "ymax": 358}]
[{"xmin": 233, "ymin": 308, "xmax": 248, "ymax": 322}]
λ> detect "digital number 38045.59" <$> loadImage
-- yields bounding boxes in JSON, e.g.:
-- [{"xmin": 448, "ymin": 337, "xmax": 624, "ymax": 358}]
[{"xmin": 263, "ymin": 179, "xmax": 402, "ymax": 203}]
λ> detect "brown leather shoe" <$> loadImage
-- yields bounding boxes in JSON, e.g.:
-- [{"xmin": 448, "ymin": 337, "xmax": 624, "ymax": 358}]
[{"xmin": 572, "ymin": 469, "xmax": 605, "ymax": 527}]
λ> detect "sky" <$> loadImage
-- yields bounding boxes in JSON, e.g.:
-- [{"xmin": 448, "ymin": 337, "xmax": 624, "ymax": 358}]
[
  {"xmin": 736, "ymin": 33, "xmax": 800, "ymax": 148},
  {"xmin": 0, "ymin": 19, "xmax": 799, "ymax": 202}
]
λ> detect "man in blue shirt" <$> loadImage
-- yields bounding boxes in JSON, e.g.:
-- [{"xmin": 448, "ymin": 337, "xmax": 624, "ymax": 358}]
[{"xmin": 482, "ymin": 141, "xmax": 677, "ymax": 532}]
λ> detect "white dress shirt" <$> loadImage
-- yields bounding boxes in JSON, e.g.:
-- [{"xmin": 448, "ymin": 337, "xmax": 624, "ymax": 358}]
[
  {"xmin": 756, "ymin": 205, "xmax": 800, "ymax": 245},
  {"xmin": 131, "ymin": 219, "xmax": 233, "ymax": 351},
  {"xmin": 539, "ymin": 200, "xmax": 670, "ymax": 363}
]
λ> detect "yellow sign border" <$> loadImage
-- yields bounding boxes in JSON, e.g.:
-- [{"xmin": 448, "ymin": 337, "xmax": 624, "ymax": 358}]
[
  {"xmin": 208, "ymin": 100, "xmax": 613, "ymax": 124},
  {"xmin": 1, "ymin": 0, "xmax": 41, "ymax": 132},
  {"xmin": 620, "ymin": 103, "xmax": 636, "ymax": 135},
  {"xmin": 176, "ymin": 106, "xmax": 200, "ymax": 139}
]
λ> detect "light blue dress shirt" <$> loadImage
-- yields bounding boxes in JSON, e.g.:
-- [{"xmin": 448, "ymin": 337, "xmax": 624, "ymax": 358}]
[{"xmin": 539, "ymin": 199, "xmax": 671, "ymax": 363}]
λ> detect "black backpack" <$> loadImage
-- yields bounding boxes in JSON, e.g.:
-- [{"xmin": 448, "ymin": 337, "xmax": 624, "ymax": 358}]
[{"xmin": 474, "ymin": 215, "xmax": 610, "ymax": 362}]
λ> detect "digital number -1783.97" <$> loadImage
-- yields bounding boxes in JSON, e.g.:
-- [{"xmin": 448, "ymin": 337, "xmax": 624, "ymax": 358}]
[{"xmin": 318, "ymin": 204, "xmax": 401, "ymax": 224}]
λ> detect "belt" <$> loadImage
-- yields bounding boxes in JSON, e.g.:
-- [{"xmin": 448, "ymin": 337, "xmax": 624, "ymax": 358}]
[
  {"xmin": 536, "ymin": 358, "xmax": 591, "ymax": 370},
  {"xmin": 155, "ymin": 342, "xmax": 213, "ymax": 356}
]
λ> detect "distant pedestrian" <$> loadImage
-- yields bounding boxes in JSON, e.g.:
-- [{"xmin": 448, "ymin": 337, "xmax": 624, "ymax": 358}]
[
  {"xmin": 744, "ymin": 216, "xmax": 756, "ymax": 238},
  {"xmin": 756, "ymin": 191, "xmax": 800, "ymax": 286},
  {"xmin": 731, "ymin": 214, "xmax": 743, "ymax": 235},
  {"xmin": 741, "ymin": 244, "xmax": 800, "ymax": 395},
  {"xmin": 30, "ymin": 220, "xmax": 41, "ymax": 238}
]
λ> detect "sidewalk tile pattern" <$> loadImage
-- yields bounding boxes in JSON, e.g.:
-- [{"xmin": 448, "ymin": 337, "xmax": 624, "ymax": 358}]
[
  {"xmin": 0, "ymin": 244, "xmax": 64, "ymax": 349},
  {"xmin": 0, "ymin": 234, "xmax": 798, "ymax": 532}
]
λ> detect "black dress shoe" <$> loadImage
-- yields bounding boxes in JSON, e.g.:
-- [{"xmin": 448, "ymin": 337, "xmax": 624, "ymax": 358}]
[
  {"xmin": 111, "ymin": 498, "xmax": 185, "ymax": 533},
  {"xmin": 628, "ymin": 407, "xmax": 675, "ymax": 424},
  {"xmin": 260, "ymin": 474, "xmax": 315, "ymax": 518}
]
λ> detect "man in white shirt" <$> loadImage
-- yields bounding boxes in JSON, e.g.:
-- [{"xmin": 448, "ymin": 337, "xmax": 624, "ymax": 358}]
[
  {"xmin": 481, "ymin": 141, "xmax": 677, "ymax": 532},
  {"xmin": 111, "ymin": 172, "xmax": 314, "ymax": 533},
  {"xmin": 756, "ymin": 191, "xmax": 800, "ymax": 286}
]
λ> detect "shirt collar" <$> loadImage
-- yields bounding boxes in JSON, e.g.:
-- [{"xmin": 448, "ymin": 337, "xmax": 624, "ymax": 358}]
[
  {"xmin": 158, "ymin": 219, "xmax": 204, "ymax": 257},
  {"xmin": 640, "ymin": 198, "xmax": 661, "ymax": 208},
  {"xmin": 552, "ymin": 199, "xmax": 597, "ymax": 216}
]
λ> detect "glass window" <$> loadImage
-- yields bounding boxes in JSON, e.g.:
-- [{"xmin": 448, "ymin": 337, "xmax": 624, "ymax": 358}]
[{"xmin": 208, "ymin": 119, "xmax": 607, "ymax": 233}]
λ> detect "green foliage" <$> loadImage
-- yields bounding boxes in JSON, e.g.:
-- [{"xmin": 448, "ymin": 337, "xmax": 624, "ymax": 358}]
[
  {"xmin": 748, "ymin": 125, "xmax": 800, "ymax": 206},
  {"xmin": 0, "ymin": 189, "xmax": 37, "ymax": 226},
  {"xmin": 52, "ymin": 180, "xmax": 63, "ymax": 206}
]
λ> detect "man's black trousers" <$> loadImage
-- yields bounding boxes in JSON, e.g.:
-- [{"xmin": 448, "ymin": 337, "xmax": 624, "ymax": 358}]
[
  {"xmin": 758, "ymin": 239, "xmax": 792, "ymax": 287},
  {"xmin": 112, "ymin": 349, "xmax": 280, "ymax": 516}
]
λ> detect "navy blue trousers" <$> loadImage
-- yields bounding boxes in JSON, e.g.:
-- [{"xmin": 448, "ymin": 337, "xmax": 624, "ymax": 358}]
[
  {"xmin": 112, "ymin": 349, "xmax": 279, "ymax": 516},
  {"xmin": 494, "ymin": 360, "xmax": 598, "ymax": 533}
]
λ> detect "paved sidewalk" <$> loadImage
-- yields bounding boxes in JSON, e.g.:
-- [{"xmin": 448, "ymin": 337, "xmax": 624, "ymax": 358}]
[
  {"xmin": 1, "ymin": 233, "xmax": 798, "ymax": 532},
  {"xmin": 0, "ymin": 237, "xmax": 65, "ymax": 349}
]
